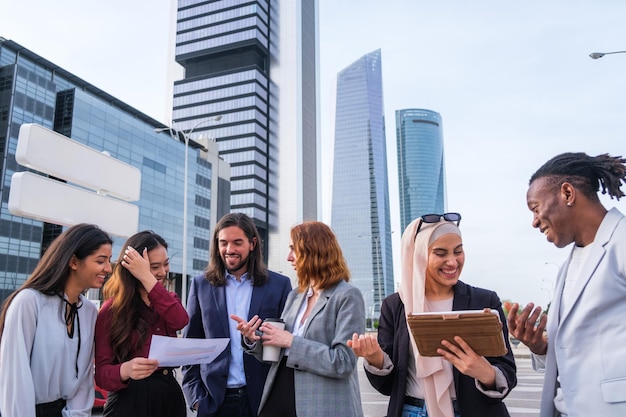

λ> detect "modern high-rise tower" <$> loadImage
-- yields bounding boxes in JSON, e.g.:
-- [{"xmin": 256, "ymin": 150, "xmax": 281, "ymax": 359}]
[
  {"xmin": 331, "ymin": 49, "xmax": 394, "ymax": 319},
  {"xmin": 0, "ymin": 38, "xmax": 230, "ymax": 303},
  {"xmin": 172, "ymin": 0, "xmax": 318, "ymax": 275},
  {"xmin": 396, "ymin": 108, "xmax": 446, "ymax": 232}
]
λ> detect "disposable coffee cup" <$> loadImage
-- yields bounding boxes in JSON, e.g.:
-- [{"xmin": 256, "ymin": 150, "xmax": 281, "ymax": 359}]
[{"xmin": 262, "ymin": 318, "xmax": 285, "ymax": 362}]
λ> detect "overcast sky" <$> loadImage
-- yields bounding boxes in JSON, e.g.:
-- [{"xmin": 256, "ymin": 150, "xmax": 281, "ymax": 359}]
[{"xmin": 2, "ymin": 0, "xmax": 626, "ymax": 307}]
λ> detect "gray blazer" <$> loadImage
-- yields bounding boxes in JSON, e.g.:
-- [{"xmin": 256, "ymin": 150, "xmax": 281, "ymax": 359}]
[
  {"xmin": 250, "ymin": 280, "xmax": 365, "ymax": 417},
  {"xmin": 539, "ymin": 208, "xmax": 626, "ymax": 416}
]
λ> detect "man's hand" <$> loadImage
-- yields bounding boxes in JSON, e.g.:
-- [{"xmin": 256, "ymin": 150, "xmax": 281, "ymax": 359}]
[
  {"xmin": 231, "ymin": 314, "xmax": 262, "ymax": 342},
  {"xmin": 507, "ymin": 302, "xmax": 548, "ymax": 355}
]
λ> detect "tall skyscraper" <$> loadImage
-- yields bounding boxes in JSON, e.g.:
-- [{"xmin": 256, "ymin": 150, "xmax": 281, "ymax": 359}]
[
  {"xmin": 331, "ymin": 49, "xmax": 394, "ymax": 319},
  {"xmin": 172, "ymin": 0, "xmax": 318, "ymax": 275},
  {"xmin": 396, "ymin": 108, "xmax": 446, "ymax": 232},
  {"xmin": 0, "ymin": 38, "xmax": 230, "ymax": 303}
]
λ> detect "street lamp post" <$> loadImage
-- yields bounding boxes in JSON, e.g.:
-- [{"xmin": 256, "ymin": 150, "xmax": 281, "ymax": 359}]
[
  {"xmin": 541, "ymin": 277, "xmax": 555, "ymax": 305},
  {"xmin": 373, "ymin": 235, "xmax": 382, "ymax": 311},
  {"xmin": 589, "ymin": 51, "xmax": 626, "ymax": 59},
  {"xmin": 155, "ymin": 116, "xmax": 222, "ymax": 305},
  {"xmin": 358, "ymin": 233, "xmax": 384, "ymax": 314},
  {"xmin": 543, "ymin": 262, "xmax": 559, "ymax": 311}
]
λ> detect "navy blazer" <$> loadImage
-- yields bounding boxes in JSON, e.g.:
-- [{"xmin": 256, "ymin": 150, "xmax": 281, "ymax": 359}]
[
  {"xmin": 366, "ymin": 281, "xmax": 516, "ymax": 417},
  {"xmin": 181, "ymin": 271, "xmax": 291, "ymax": 417}
]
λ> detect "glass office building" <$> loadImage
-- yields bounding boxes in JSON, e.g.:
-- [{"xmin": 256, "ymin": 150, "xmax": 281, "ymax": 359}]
[
  {"xmin": 331, "ymin": 49, "xmax": 394, "ymax": 317},
  {"xmin": 172, "ymin": 0, "xmax": 318, "ymax": 275},
  {"xmin": 0, "ymin": 38, "xmax": 230, "ymax": 303},
  {"xmin": 396, "ymin": 109, "xmax": 446, "ymax": 232}
]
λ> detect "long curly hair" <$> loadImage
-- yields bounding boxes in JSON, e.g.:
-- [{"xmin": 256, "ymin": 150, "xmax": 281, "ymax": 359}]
[
  {"xmin": 102, "ymin": 231, "xmax": 168, "ymax": 364},
  {"xmin": 290, "ymin": 221, "xmax": 350, "ymax": 292}
]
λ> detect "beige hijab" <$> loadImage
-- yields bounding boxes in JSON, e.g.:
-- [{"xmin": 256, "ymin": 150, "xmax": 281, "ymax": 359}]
[{"xmin": 399, "ymin": 218, "xmax": 462, "ymax": 417}]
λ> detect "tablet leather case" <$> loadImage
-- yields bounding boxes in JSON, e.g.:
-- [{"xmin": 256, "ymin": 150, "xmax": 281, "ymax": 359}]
[{"xmin": 407, "ymin": 310, "xmax": 507, "ymax": 357}]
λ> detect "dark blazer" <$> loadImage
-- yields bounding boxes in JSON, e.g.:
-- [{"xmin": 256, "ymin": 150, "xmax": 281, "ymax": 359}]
[
  {"xmin": 366, "ymin": 281, "xmax": 516, "ymax": 417},
  {"xmin": 181, "ymin": 271, "xmax": 292, "ymax": 417}
]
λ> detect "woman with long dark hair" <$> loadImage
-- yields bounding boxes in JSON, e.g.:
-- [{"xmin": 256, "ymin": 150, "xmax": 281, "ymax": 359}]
[
  {"xmin": 0, "ymin": 223, "xmax": 113, "ymax": 417},
  {"xmin": 95, "ymin": 231, "xmax": 189, "ymax": 417}
]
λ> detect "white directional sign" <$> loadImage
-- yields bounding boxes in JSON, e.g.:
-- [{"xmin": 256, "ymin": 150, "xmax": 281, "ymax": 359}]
[
  {"xmin": 8, "ymin": 124, "xmax": 141, "ymax": 237},
  {"xmin": 9, "ymin": 172, "xmax": 139, "ymax": 237},
  {"xmin": 15, "ymin": 123, "xmax": 140, "ymax": 201}
]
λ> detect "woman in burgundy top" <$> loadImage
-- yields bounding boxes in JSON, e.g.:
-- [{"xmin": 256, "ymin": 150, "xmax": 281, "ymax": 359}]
[{"xmin": 95, "ymin": 231, "xmax": 189, "ymax": 417}]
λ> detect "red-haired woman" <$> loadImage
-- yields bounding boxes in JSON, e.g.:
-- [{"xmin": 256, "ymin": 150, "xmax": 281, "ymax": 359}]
[{"xmin": 233, "ymin": 221, "xmax": 365, "ymax": 417}]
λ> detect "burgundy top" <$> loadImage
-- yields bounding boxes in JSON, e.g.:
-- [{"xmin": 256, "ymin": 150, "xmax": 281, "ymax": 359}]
[{"xmin": 94, "ymin": 283, "xmax": 189, "ymax": 391}]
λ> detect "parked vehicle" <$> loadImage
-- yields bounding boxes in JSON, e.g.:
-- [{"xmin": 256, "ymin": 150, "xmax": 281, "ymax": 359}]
[{"xmin": 93, "ymin": 382, "xmax": 108, "ymax": 408}]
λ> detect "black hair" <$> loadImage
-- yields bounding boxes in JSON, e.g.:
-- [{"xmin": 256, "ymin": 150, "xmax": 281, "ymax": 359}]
[
  {"xmin": 0, "ymin": 224, "xmax": 112, "ymax": 341},
  {"xmin": 529, "ymin": 152, "xmax": 626, "ymax": 200}
]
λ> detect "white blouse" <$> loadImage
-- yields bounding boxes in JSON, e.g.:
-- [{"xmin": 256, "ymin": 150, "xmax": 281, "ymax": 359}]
[
  {"xmin": 0, "ymin": 288, "xmax": 97, "ymax": 416},
  {"xmin": 284, "ymin": 286, "xmax": 321, "ymax": 357}
]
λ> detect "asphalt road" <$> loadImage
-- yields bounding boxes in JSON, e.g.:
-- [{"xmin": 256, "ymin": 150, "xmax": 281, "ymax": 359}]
[{"xmin": 504, "ymin": 350, "xmax": 544, "ymax": 417}]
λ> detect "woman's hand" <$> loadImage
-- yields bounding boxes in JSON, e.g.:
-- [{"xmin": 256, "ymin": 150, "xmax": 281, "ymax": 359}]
[
  {"xmin": 120, "ymin": 357, "xmax": 159, "ymax": 382},
  {"xmin": 348, "ymin": 333, "xmax": 385, "ymax": 369},
  {"xmin": 231, "ymin": 314, "xmax": 262, "ymax": 342},
  {"xmin": 121, "ymin": 246, "xmax": 157, "ymax": 293},
  {"xmin": 259, "ymin": 321, "xmax": 294, "ymax": 348},
  {"xmin": 438, "ymin": 336, "xmax": 496, "ymax": 388}
]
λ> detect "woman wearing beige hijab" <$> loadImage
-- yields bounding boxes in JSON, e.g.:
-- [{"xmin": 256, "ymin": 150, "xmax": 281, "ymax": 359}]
[{"xmin": 349, "ymin": 214, "xmax": 516, "ymax": 417}]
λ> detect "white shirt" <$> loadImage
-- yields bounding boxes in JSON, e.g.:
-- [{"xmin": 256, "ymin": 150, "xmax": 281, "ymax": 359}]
[
  {"xmin": 285, "ymin": 286, "xmax": 321, "ymax": 357},
  {"xmin": 0, "ymin": 288, "xmax": 97, "ymax": 417},
  {"xmin": 537, "ymin": 243, "xmax": 593, "ymax": 417}
]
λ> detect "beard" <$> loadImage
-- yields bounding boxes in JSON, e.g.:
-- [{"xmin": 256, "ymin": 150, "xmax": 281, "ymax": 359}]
[{"xmin": 224, "ymin": 252, "xmax": 250, "ymax": 275}]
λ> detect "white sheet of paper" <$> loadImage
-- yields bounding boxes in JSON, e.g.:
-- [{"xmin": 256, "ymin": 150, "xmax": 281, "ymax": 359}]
[{"xmin": 148, "ymin": 335, "xmax": 230, "ymax": 367}]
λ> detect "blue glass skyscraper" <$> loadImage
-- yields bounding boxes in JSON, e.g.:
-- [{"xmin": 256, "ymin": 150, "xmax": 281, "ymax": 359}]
[
  {"xmin": 396, "ymin": 109, "xmax": 447, "ymax": 233},
  {"xmin": 331, "ymin": 49, "xmax": 394, "ymax": 318}
]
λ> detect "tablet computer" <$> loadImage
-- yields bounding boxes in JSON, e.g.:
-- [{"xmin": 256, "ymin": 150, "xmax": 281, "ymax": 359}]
[{"xmin": 406, "ymin": 309, "xmax": 507, "ymax": 357}]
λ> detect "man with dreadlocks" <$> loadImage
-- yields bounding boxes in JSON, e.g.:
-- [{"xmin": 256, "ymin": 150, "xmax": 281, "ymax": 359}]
[{"xmin": 507, "ymin": 152, "xmax": 626, "ymax": 417}]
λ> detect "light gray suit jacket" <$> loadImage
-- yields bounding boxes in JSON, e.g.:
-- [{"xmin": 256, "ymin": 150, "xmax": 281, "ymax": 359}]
[
  {"xmin": 251, "ymin": 280, "xmax": 365, "ymax": 417},
  {"xmin": 539, "ymin": 207, "xmax": 626, "ymax": 417}
]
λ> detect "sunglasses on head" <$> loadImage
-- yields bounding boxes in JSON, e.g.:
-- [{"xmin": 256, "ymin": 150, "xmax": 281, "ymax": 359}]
[{"xmin": 414, "ymin": 212, "xmax": 462, "ymax": 241}]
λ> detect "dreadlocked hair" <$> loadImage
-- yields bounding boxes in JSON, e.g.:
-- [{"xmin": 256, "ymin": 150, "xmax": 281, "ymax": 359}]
[{"xmin": 530, "ymin": 152, "xmax": 626, "ymax": 200}]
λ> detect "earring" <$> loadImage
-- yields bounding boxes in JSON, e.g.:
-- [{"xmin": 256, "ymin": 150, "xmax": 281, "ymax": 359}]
[{"xmin": 567, "ymin": 202, "xmax": 572, "ymax": 207}]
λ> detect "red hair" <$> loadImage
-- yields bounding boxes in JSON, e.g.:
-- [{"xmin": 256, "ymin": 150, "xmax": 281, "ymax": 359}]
[{"xmin": 290, "ymin": 222, "xmax": 350, "ymax": 292}]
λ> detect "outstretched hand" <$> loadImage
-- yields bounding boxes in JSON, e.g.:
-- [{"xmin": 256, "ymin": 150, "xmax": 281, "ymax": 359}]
[
  {"xmin": 348, "ymin": 333, "xmax": 385, "ymax": 369},
  {"xmin": 231, "ymin": 314, "xmax": 262, "ymax": 342},
  {"xmin": 230, "ymin": 315, "xmax": 294, "ymax": 348},
  {"xmin": 507, "ymin": 302, "xmax": 547, "ymax": 355}
]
